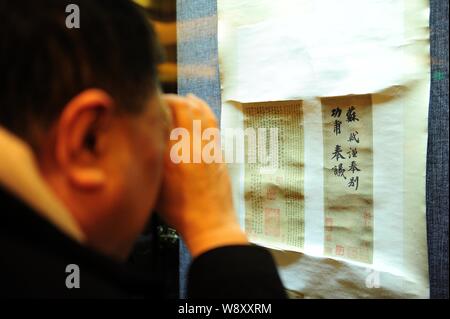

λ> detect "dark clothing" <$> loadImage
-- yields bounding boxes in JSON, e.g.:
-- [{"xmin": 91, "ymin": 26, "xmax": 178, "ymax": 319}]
[{"xmin": 0, "ymin": 186, "xmax": 286, "ymax": 298}]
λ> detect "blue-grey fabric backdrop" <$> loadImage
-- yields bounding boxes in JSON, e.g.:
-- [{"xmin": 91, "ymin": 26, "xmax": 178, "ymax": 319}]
[{"xmin": 177, "ymin": 0, "xmax": 449, "ymax": 299}]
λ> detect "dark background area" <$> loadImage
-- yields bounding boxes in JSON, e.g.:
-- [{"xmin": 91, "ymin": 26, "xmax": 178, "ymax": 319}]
[{"xmin": 426, "ymin": 0, "xmax": 449, "ymax": 300}]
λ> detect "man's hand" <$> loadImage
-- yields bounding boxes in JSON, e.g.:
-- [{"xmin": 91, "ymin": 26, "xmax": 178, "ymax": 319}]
[{"xmin": 158, "ymin": 94, "xmax": 248, "ymax": 258}]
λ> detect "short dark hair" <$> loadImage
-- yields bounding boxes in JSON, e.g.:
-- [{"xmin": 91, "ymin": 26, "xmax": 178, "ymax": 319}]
[{"xmin": 0, "ymin": 0, "xmax": 163, "ymax": 149}]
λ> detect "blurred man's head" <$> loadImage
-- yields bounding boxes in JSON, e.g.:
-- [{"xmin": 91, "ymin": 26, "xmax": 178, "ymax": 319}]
[{"xmin": 0, "ymin": 0, "xmax": 170, "ymax": 260}]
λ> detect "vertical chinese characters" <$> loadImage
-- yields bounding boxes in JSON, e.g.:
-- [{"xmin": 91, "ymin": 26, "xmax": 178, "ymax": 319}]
[{"xmin": 322, "ymin": 95, "xmax": 374, "ymax": 264}]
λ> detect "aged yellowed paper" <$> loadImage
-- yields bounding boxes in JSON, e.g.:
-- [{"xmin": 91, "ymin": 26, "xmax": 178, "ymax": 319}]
[
  {"xmin": 242, "ymin": 101, "xmax": 305, "ymax": 250},
  {"xmin": 322, "ymin": 95, "xmax": 373, "ymax": 264}
]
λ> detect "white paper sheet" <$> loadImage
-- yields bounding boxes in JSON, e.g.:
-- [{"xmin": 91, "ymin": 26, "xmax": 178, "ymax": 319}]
[{"xmin": 218, "ymin": 0, "xmax": 430, "ymax": 298}]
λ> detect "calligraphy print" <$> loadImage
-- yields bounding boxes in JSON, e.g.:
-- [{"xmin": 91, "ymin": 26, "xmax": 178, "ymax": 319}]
[
  {"xmin": 243, "ymin": 101, "xmax": 304, "ymax": 249},
  {"xmin": 322, "ymin": 95, "xmax": 374, "ymax": 264}
]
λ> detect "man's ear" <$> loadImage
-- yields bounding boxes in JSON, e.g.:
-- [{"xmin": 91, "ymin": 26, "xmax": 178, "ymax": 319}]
[{"xmin": 55, "ymin": 89, "xmax": 114, "ymax": 190}]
